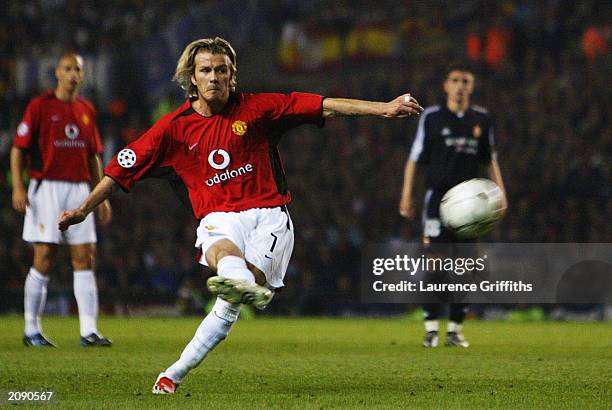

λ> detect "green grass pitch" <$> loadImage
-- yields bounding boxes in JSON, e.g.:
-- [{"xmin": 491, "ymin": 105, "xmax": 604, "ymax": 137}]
[{"xmin": 1, "ymin": 316, "xmax": 610, "ymax": 409}]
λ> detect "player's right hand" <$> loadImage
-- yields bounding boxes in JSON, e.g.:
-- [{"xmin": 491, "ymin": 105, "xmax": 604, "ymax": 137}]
[
  {"xmin": 385, "ymin": 94, "xmax": 424, "ymax": 118},
  {"xmin": 58, "ymin": 209, "xmax": 87, "ymax": 231},
  {"xmin": 12, "ymin": 187, "xmax": 29, "ymax": 213},
  {"xmin": 399, "ymin": 197, "xmax": 416, "ymax": 220}
]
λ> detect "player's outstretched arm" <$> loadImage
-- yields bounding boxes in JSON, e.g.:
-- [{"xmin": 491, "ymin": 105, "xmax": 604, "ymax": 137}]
[
  {"xmin": 399, "ymin": 159, "xmax": 418, "ymax": 220},
  {"xmin": 88, "ymin": 154, "xmax": 113, "ymax": 226},
  {"xmin": 322, "ymin": 94, "xmax": 423, "ymax": 118},
  {"xmin": 58, "ymin": 176, "xmax": 118, "ymax": 231}
]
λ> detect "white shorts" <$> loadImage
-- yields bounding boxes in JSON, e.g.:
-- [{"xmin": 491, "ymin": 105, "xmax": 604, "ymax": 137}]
[
  {"xmin": 195, "ymin": 207, "xmax": 294, "ymax": 289},
  {"xmin": 23, "ymin": 179, "xmax": 97, "ymax": 245}
]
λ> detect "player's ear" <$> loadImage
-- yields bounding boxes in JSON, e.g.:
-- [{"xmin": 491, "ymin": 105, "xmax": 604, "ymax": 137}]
[
  {"xmin": 442, "ymin": 79, "xmax": 450, "ymax": 94},
  {"xmin": 191, "ymin": 74, "xmax": 197, "ymax": 87},
  {"xmin": 467, "ymin": 75, "xmax": 475, "ymax": 94}
]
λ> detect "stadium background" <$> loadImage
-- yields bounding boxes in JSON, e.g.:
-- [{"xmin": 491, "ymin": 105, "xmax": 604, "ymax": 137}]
[{"xmin": 0, "ymin": 0, "xmax": 610, "ymax": 318}]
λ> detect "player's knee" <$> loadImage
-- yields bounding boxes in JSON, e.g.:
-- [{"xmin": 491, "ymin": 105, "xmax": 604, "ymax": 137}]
[
  {"xmin": 71, "ymin": 255, "xmax": 94, "ymax": 270},
  {"xmin": 33, "ymin": 260, "xmax": 52, "ymax": 275},
  {"xmin": 205, "ymin": 239, "xmax": 243, "ymax": 270},
  {"xmin": 33, "ymin": 244, "xmax": 57, "ymax": 274},
  {"xmin": 70, "ymin": 245, "xmax": 96, "ymax": 270}
]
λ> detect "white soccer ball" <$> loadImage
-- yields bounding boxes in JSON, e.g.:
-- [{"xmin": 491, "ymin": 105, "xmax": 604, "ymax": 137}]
[{"xmin": 439, "ymin": 178, "xmax": 505, "ymax": 239}]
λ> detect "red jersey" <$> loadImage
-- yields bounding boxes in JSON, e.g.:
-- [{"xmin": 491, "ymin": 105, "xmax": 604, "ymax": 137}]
[
  {"xmin": 13, "ymin": 90, "xmax": 103, "ymax": 182},
  {"xmin": 105, "ymin": 92, "xmax": 324, "ymax": 218}
]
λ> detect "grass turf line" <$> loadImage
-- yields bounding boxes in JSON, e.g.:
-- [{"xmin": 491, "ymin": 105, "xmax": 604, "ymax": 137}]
[{"xmin": 1, "ymin": 316, "xmax": 610, "ymax": 409}]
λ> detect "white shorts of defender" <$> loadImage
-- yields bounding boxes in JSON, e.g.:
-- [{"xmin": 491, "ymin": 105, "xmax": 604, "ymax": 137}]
[
  {"xmin": 195, "ymin": 207, "xmax": 294, "ymax": 289},
  {"xmin": 23, "ymin": 179, "xmax": 97, "ymax": 245}
]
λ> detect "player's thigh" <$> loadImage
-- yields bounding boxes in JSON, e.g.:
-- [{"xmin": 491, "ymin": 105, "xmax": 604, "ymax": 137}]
[
  {"xmin": 245, "ymin": 262, "xmax": 268, "ymax": 286},
  {"xmin": 422, "ymin": 188, "xmax": 478, "ymax": 247},
  {"xmin": 422, "ymin": 189, "xmax": 454, "ymax": 246},
  {"xmin": 195, "ymin": 212, "xmax": 251, "ymax": 268},
  {"xmin": 63, "ymin": 182, "xmax": 97, "ymax": 245},
  {"xmin": 244, "ymin": 207, "xmax": 294, "ymax": 289},
  {"xmin": 23, "ymin": 180, "xmax": 62, "ymax": 244}
]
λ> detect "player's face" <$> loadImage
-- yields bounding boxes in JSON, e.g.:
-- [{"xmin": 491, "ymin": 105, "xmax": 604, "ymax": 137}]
[
  {"xmin": 55, "ymin": 55, "xmax": 84, "ymax": 93},
  {"xmin": 444, "ymin": 70, "xmax": 474, "ymax": 102},
  {"xmin": 191, "ymin": 51, "xmax": 232, "ymax": 104}
]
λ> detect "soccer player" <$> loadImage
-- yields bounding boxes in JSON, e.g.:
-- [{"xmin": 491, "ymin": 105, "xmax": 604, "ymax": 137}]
[
  {"xmin": 11, "ymin": 52, "xmax": 113, "ymax": 347},
  {"xmin": 398, "ymin": 62, "xmax": 506, "ymax": 348},
  {"xmin": 57, "ymin": 37, "xmax": 423, "ymax": 393}
]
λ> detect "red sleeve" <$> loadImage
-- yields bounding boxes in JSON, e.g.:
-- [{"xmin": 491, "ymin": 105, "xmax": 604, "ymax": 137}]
[
  {"xmin": 90, "ymin": 110, "xmax": 104, "ymax": 155},
  {"xmin": 254, "ymin": 92, "xmax": 324, "ymax": 125},
  {"xmin": 104, "ymin": 121, "xmax": 171, "ymax": 192},
  {"xmin": 13, "ymin": 98, "xmax": 41, "ymax": 149},
  {"xmin": 91, "ymin": 124, "xmax": 104, "ymax": 154}
]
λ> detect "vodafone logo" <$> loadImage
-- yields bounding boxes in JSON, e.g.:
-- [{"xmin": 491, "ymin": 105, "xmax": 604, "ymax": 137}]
[
  {"xmin": 65, "ymin": 123, "xmax": 80, "ymax": 140},
  {"xmin": 205, "ymin": 148, "xmax": 254, "ymax": 187},
  {"xmin": 54, "ymin": 123, "xmax": 85, "ymax": 148},
  {"xmin": 208, "ymin": 149, "xmax": 231, "ymax": 170}
]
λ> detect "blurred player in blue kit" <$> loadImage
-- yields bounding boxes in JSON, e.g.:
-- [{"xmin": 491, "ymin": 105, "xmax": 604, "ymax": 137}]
[{"xmin": 399, "ymin": 62, "xmax": 506, "ymax": 347}]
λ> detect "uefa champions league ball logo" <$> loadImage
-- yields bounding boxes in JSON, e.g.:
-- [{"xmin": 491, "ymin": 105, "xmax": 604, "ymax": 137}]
[
  {"xmin": 17, "ymin": 122, "xmax": 29, "ymax": 137},
  {"xmin": 118, "ymin": 149, "xmax": 137, "ymax": 168}
]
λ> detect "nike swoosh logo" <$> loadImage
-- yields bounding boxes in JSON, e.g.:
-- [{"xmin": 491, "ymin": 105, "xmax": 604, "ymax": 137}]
[
  {"xmin": 264, "ymin": 255, "xmax": 272, "ymax": 259},
  {"xmin": 189, "ymin": 143, "xmax": 198, "ymax": 150}
]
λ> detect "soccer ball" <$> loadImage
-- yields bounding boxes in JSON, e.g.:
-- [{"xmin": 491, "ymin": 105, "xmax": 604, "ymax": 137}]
[{"xmin": 439, "ymin": 178, "xmax": 505, "ymax": 239}]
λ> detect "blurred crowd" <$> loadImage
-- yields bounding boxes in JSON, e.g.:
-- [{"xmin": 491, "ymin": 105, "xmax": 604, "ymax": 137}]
[{"xmin": 0, "ymin": 0, "xmax": 610, "ymax": 316}]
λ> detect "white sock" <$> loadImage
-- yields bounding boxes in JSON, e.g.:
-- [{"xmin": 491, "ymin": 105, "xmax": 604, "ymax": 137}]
[
  {"xmin": 73, "ymin": 269, "xmax": 99, "ymax": 337},
  {"xmin": 424, "ymin": 320, "xmax": 439, "ymax": 332},
  {"xmin": 447, "ymin": 321, "xmax": 462, "ymax": 333},
  {"xmin": 164, "ymin": 297, "xmax": 241, "ymax": 383},
  {"xmin": 216, "ymin": 255, "xmax": 255, "ymax": 283},
  {"xmin": 24, "ymin": 267, "xmax": 49, "ymax": 337}
]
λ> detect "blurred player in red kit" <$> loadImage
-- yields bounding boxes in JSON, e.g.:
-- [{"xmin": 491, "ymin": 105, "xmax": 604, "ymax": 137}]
[{"xmin": 11, "ymin": 52, "xmax": 113, "ymax": 347}]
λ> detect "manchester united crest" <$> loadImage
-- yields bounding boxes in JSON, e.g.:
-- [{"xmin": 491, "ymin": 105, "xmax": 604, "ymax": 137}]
[
  {"xmin": 473, "ymin": 124, "xmax": 482, "ymax": 138},
  {"xmin": 232, "ymin": 120, "xmax": 247, "ymax": 136}
]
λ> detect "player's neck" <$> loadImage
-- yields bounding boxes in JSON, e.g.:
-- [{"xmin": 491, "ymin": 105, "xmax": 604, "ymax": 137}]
[
  {"xmin": 447, "ymin": 99, "xmax": 469, "ymax": 115},
  {"xmin": 193, "ymin": 98, "xmax": 226, "ymax": 117},
  {"xmin": 55, "ymin": 87, "xmax": 79, "ymax": 103}
]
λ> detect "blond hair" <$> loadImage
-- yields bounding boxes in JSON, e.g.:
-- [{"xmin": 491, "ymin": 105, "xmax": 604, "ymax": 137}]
[{"xmin": 173, "ymin": 37, "xmax": 237, "ymax": 97}]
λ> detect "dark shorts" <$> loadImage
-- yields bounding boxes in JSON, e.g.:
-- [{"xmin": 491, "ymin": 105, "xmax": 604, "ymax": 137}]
[
  {"xmin": 422, "ymin": 188, "xmax": 477, "ymax": 245},
  {"xmin": 421, "ymin": 189, "xmax": 481, "ymax": 302}
]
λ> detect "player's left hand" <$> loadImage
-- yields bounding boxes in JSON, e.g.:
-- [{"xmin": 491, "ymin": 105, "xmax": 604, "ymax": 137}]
[
  {"xmin": 97, "ymin": 200, "xmax": 112, "ymax": 226},
  {"xmin": 384, "ymin": 94, "xmax": 424, "ymax": 118},
  {"xmin": 58, "ymin": 209, "xmax": 87, "ymax": 232}
]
